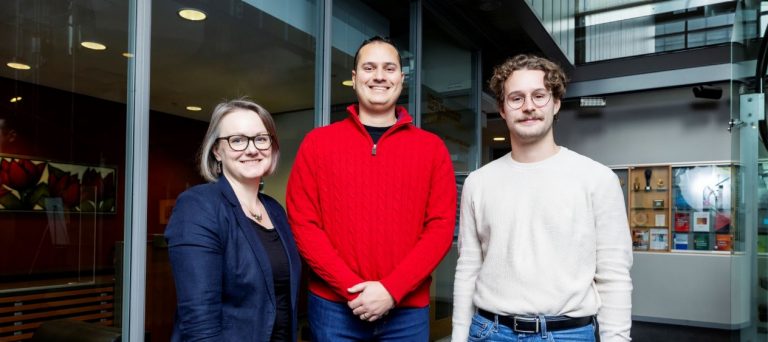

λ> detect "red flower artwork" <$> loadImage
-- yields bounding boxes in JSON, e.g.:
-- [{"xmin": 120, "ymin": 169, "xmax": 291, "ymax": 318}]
[
  {"xmin": 48, "ymin": 166, "xmax": 81, "ymax": 209},
  {"xmin": 0, "ymin": 157, "xmax": 116, "ymax": 212},
  {"xmin": 0, "ymin": 158, "xmax": 47, "ymax": 210}
]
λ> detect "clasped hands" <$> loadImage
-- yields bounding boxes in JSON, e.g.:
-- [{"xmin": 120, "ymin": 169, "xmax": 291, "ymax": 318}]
[{"xmin": 347, "ymin": 281, "xmax": 394, "ymax": 322}]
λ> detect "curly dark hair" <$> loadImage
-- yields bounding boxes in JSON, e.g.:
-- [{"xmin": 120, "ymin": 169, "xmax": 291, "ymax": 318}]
[{"xmin": 488, "ymin": 54, "xmax": 567, "ymax": 110}]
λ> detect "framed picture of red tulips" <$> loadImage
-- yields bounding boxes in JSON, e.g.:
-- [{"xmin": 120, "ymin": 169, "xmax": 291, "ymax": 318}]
[{"xmin": 0, "ymin": 156, "xmax": 117, "ymax": 213}]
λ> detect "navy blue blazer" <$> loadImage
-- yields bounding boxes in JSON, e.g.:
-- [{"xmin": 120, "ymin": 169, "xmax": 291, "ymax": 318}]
[{"xmin": 165, "ymin": 176, "xmax": 301, "ymax": 341}]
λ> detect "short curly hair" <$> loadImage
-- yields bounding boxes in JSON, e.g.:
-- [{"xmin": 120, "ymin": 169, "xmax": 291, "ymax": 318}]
[{"xmin": 489, "ymin": 54, "xmax": 567, "ymax": 110}]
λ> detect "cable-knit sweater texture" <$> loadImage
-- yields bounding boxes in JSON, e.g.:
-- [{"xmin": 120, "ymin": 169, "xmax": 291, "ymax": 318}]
[
  {"xmin": 287, "ymin": 105, "xmax": 456, "ymax": 307},
  {"xmin": 452, "ymin": 148, "xmax": 633, "ymax": 342}
]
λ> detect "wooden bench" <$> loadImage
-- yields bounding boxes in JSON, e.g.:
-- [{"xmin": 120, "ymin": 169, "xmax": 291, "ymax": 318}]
[{"xmin": 0, "ymin": 284, "xmax": 114, "ymax": 341}]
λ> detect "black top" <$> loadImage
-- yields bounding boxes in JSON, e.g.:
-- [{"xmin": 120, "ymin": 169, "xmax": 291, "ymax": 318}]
[
  {"xmin": 364, "ymin": 124, "xmax": 393, "ymax": 144},
  {"xmin": 251, "ymin": 220, "xmax": 291, "ymax": 341}
]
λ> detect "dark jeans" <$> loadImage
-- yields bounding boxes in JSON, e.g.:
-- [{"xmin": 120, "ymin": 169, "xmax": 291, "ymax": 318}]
[{"xmin": 308, "ymin": 293, "xmax": 430, "ymax": 342}]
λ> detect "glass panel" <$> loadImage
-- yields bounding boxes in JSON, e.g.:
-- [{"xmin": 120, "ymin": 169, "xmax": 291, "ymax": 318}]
[
  {"xmin": 420, "ymin": 8, "xmax": 480, "ymax": 340},
  {"xmin": 730, "ymin": 0, "xmax": 762, "ymax": 340},
  {"xmin": 421, "ymin": 12, "xmax": 478, "ymax": 173},
  {"xmin": 329, "ymin": 0, "xmax": 411, "ymax": 123},
  {"xmin": 567, "ymin": 1, "xmax": 739, "ymax": 64},
  {"xmin": 670, "ymin": 165, "xmax": 734, "ymax": 252},
  {"xmin": 613, "ymin": 168, "xmax": 630, "ymax": 208},
  {"xmin": 628, "ymin": 166, "xmax": 671, "ymax": 252},
  {"xmin": 0, "ymin": 0, "xmax": 128, "ymax": 338},
  {"xmin": 146, "ymin": 1, "xmax": 317, "ymax": 340}
]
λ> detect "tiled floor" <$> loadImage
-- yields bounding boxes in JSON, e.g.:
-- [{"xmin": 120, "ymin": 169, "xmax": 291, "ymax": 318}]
[{"xmin": 631, "ymin": 321, "xmax": 737, "ymax": 342}]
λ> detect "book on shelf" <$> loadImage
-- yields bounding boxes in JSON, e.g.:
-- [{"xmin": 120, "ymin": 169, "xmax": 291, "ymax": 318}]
[
  {"xmin": 632, "ymin": 230, "xmax": 649, "ymax": 251},
  {"xmin": 714, "ymin": 234, "xmax": 732, "ymax": 251},
  {"xmin": 650, "ymin": 228, "xmax": 668, "ymax": 250},
  {"xmin": 654, "ymin": 214, "xmax": 666, "ymax": 227},
  {"xmin": 714, "ymin": 212, "xmax": 731, "ymax": 233},
  {"xmin": 692, "ymin": 211, "xmax": 710, "ymax": 232},
  {"xmin": 674, "ymin": 212, "xmax": 690, "ymax": 232},
  {"xmin": 693, "ymin": 233, "xmax": 710, "ymax": 250},
  {"xmin": 673, "ymin": 233, "xmax": 689, "ymax": 250}
]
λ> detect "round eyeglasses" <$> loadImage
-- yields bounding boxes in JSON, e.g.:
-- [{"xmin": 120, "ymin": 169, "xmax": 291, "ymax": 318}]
[
  {"xmin": 504, "ymin": 90, "xmax": 552, "ymax": 110},
  {"xmin": 218, "ymin": 134, "xmax": 272, "ymax": 151}
]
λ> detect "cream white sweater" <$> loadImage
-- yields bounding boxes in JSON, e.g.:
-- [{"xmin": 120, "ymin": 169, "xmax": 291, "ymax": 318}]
[{"xmin": 452, "ymin": 147, "xmax": 633, "ymax": 341}]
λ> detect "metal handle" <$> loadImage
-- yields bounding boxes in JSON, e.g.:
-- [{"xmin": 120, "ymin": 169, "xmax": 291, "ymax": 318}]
[{"xmin": 728, "ymin": 118, "xmax": 744, "ymax": 132}]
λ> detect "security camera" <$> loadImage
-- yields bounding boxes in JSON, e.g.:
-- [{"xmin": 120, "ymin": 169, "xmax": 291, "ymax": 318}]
[{"xmin": 692, "ymin": 85, "xmax": 722, "ymax": 99}]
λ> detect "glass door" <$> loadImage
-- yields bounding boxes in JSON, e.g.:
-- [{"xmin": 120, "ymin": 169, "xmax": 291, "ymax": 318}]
[{"xmin": 419, "ymin": 6, "xmax": 480, "ymax": 340}]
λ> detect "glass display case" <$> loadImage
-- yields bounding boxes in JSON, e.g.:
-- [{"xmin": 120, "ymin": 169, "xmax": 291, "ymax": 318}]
[
  {"xmin": 615, "ymin": 163, "xmax": 738, "ymax": 254},
  {"xmin": 670, "ymin": 164, "xmax": 734, "ymax": 253},
  {"xmin": 628, "ymin": 166, "xmax": 671, "ymax": 252},
  {"xmin": 757, "ymin": 161, "xmax": 768, "ymax": 253}
]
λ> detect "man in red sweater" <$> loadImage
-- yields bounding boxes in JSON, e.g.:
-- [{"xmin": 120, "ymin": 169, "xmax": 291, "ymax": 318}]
[{"xmin": 287, "ymin": 36, "xmax": 456, "ymax": 341}]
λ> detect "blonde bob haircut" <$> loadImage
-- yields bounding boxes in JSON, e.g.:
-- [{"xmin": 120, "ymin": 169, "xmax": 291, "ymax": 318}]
[{"xmin": 198, "ymin": 99, "xmax": 280, "ymax": 182}]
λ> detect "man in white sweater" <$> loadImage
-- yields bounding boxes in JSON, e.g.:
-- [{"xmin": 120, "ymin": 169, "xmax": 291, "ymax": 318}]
[{"xmin": 452, "ymin": 54, "xmax": 633, "ymax": 341}]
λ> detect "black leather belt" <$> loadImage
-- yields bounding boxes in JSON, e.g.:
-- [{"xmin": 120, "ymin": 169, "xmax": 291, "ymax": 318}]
[{"xmin": 478, "ymin": 309, "xmax": 593, "ymax": 333}]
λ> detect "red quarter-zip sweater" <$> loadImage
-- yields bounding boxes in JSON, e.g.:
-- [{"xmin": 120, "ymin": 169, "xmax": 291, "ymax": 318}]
[{"xmin": 287, "ymin": 104, "xmax": 456, "ymax": 307}]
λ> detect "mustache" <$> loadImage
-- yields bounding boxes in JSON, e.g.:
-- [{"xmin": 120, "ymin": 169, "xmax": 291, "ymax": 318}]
[{"xmin": 515, "ymin": 115, "xmax": 544, "ymax": 122}]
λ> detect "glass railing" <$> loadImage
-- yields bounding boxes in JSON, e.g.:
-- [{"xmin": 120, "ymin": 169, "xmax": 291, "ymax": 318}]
[{"xmin": 525, "ymin": 0, "xmax": 747, "ymax": 64}]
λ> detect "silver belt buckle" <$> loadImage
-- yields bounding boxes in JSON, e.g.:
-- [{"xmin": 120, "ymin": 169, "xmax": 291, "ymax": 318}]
[{"xmin": 513, "ymin": 316, "xmax": 539, "ymax": 333}]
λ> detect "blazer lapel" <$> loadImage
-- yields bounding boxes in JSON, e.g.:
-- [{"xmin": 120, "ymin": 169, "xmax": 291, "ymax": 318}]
[{"xmin": 216, "ymin": 177, "xmax": 275, "ymax": 306}]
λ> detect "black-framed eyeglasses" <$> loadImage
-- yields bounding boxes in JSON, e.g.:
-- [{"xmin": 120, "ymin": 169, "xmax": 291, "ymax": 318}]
[
  {"xmin": 218, "ymin": 134, "xmax": 272, "ymax": 151},
  {"xmin": 504, "ymin": 90, "xmax": 552, "ymax": 110}
]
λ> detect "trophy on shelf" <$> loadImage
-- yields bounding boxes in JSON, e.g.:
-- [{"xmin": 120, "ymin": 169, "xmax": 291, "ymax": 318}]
[
  {"xmin": 632, "ymin": 177, "xmax": 640, "ymax": 192},
  {"xmin": 644, "ymin": 169, "xmax": 652, "ymax": 192},
  {"xmin": 657, "ymin": 178, "xmax": 666, "ymax": 191}
]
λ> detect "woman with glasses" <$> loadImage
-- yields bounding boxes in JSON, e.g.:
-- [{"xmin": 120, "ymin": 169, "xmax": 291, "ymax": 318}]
[{"xmin": 165, "ymin": 99, "xmax": 301, "ymax": 341}]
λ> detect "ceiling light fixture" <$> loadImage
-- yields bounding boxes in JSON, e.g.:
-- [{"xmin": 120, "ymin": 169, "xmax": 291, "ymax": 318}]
[
  {"xmin": 342, "ymin": 80, "xmax": 353, "ymax": 86},
  {"xmin": 178, "ymin": 8, "xmax": 207, "ymax": 21},
  {"xmin": 10, "ymin": 96, "xmax": 22, "ymax": 103},
  {"xmin": 7, "ymin": 62, "xmax": 31, "ymax": 70},
  {"xmin": 492, "ymin": 137, "xmax": 505, "ymax": 142},
  {"xmin": 580, "ymin": 97, "xmax": 606, "ymax": 107},
  {"xmin": 186, "ymin": 105, "xmax": 202, "ymax": 111},
  {"xmin": 122, "ymin": 52, "xmax": 134, "ymax": 58},
  {"xmin": 81, "ymin": 41, "xmax": 107, "ymax": 50}
]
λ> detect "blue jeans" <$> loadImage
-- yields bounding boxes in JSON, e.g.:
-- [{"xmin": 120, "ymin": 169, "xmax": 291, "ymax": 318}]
[
  {"xmin": 468, "ymin": 312, "xmax": 596, "ymax": 341},
  {"xmin": 308, "ymin": 293, "xmax": 430, "ymax": 342}
]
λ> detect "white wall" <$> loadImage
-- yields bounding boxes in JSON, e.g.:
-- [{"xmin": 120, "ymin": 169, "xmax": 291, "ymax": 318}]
[
  {"xmin": 556, "ymin": 82, "xmax": 733, "ymax": 166},
  {"xmin": 554, "ymin": 83, "xmax": 747, "ymax": 328}
]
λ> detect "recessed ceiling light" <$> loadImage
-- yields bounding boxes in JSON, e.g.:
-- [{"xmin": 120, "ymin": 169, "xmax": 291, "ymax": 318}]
[
  {"xmin": 81, "ymin": 41, "xmax": 107, "ymax": 50},
  {"xmin": 178, "ymin": 8, "xmax": 207, "ymax": 21},
  {"xmin": 342, "ymin": 80, "xmax": 354, "ymax": 86},
  {"xmin": 9, "ymin": 96, "xmax": 22, "ymax": 103},
  {"xmin": 186, "ymin": 105, "xmax": 202, "ymax": 111},
  {"xmin": 492, "ymin": 137, "xmax": 505, "ymax": 141},
  {"xmin": 122, "ymin": 52, "xmax": 134, "ymax": 58},
  {"xmin": 7, "ymin": 62, "xmax": 31, "ymax": 70}
]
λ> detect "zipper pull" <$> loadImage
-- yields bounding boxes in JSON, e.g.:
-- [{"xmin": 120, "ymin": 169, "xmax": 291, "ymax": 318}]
[{"xmin": 372, "ymin": 144, "xmax": 377, "ymax": 156}]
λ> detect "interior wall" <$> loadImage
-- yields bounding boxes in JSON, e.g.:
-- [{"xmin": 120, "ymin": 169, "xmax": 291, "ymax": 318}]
[
  {"xmin": 553, "ymin": 82, "xmax": 740, "ymax": 327},
  {"xmin": 147, "ymin": 113, "xmax": 208, "ymax": 236},
  {"xmin": 555, "ymin": 82, "xmax": 732, "ymax": 166},
  {"xmin": 0, "ymin": 78, "xmax": 211, "ymax": 279},
  {"xmin": 263, "ymin": 109, "xmax": 315, "ymax": 206},
  {"xmin": 0, "ymin": 78, "xmax": 126, "ymax": 278}
]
